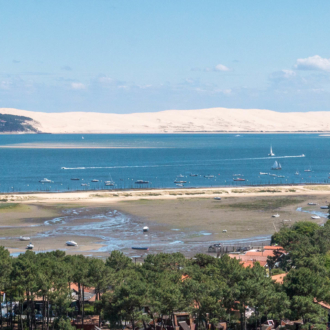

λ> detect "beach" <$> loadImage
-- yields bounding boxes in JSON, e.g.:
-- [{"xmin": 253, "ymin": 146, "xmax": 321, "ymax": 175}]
[{"xmin": 1, "ymin": 185, "xmax": 329, "ymax": 258}]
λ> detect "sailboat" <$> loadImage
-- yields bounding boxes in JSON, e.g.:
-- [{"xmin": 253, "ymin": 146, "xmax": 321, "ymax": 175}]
[
  {"xmin": 268, "ymin": 146, "xmax": 275, "ymax": 156},
  {"xmin": 105, "ymin": 174, "xmax": 115, "ymax": 186},
  {"xmin": 271, "ymin": 161, "xmax": 282, "ymax": 170}
]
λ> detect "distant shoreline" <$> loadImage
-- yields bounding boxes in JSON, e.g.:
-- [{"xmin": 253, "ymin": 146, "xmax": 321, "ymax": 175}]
[
  {"xmin": 1, "ymin": 131, "xmax": 330, "ymax": 135},
  {"xmin": 2, "ymin": 106, "xmax": 330, "ymax": 134}
]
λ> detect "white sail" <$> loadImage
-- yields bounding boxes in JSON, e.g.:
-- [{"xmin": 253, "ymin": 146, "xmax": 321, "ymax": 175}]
[
  {"xmin": 268, "ymin": 146, "xmax": 275, "ymax": 156},
  {"xmin": 272, "ymin": 160, "xmax": 281, "ymax": 170}
]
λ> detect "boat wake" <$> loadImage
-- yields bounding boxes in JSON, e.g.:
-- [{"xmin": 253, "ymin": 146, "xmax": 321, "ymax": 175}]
[{"xmin": 60, "ymin": 155, "xmax": 306, "ymax": 170}]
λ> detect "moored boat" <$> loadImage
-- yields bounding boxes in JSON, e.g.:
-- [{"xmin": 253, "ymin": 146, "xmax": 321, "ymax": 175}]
[
  {"xmin": 19, "ymin": 236, "xmax": 30, "ymax": 241},
  {"xmin": 135, "ymin": 180, "xmax": 149, "ymax": 184},
  {"xmin": 132, "ymin": 247, "xmax": 149, "ymax": 251},
  {"xmin": 66, "ymin": 241, "xmax": 78, "ymax": 246},
  {"xmin": 233, "ymin": 178, "xmax": 245, "ymax": 181},
  {"xmin": 26, "ymin": 242, "xmax": 34, "ymax": 250},
  {"xmin": 39, "ymin": 178, "xmax": 52, "ymax": 183}
]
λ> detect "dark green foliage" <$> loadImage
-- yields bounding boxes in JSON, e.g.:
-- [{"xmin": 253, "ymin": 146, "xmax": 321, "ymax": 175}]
[
  {"xmin": 2, "ymin": 218, "xmax": 330, "ymax": 330},
  {"xmin": 0, "ymin": 113, "xmax": 38, "ymax": 132}
]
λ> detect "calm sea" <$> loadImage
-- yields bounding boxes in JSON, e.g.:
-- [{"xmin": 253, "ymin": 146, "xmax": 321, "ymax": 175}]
[{"xmin": 1, "ymin": 134, "xmax": 330, "ymax": 193}]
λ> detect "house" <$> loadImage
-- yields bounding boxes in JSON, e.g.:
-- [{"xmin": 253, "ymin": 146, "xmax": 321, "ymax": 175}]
[
  {"xmin": 228, "ymin": 246, "xmax": 285, "ymax": 268},
  {"xmin": 271, "ymin": 273, "xmax": 287, "ymax": 284}
]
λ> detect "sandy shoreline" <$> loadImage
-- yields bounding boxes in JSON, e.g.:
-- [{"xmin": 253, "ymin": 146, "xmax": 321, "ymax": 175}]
[{"xmin": 3, "ymin": 184, "xmax": 330, "ymax": 204}]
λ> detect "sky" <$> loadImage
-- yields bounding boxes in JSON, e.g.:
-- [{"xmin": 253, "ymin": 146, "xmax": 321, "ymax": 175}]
[{"xmin": 1, "ymin": 0, "xmax": 330, "ymax": 113}]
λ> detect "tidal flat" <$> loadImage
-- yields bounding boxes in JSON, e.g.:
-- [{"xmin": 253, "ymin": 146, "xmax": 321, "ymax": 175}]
[{"xmin": 0, "ymin": 187, "xmax": 328, "ymax": 258}]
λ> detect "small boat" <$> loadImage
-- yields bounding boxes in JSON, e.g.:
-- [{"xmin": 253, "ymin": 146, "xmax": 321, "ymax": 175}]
[
  {"xmin": 91, "ymin": 179, "xmax": 99, "ymax": 182},
  {"xmin": 272, "ymin": 214, "xmax": 280, "ymax": 218},
  {"xmin": 105, "ymin": 181, "xmax": 115, "ymax": 186},
  {"xmin": 177, "ymin": 174, "xmax": 184, "ymax": 178},
  {"xmin": 214, "ymin": 197, "xmax": 221, "ymax": 200},
  {"xmin": 135, "ymin": 180, "xmax": 149, "ymax": 184},
  {"xmin": 301, "ymin": 154, "xmax": 305, "ymax": 157},
  {"xmin": 82, "ymin": 136, "xmax": 84, "ymax": 140},
  {"xmin": 143, "ymin": 226, "xmax": 149, "ymax": 232},
  {"xmin": 174, "ymin": 180, "xmax": 187, "ymax": 183},
  {"xmin": 176, "ymin": 184, "xmax": 184, "ymax": 187},
  {"xmin": 320, "ymin": 206, "xmax": 329, "ymax": 209},
  {"xmin": 233, "ymin": 174, "xmax": 243, "ymax": 176},
  {"xmin": 81, "ymin": 183, "xmax": 89, "ymax": 186},
  {"xmin": 132, "ymin": 247, "xmax": 149, "ymax": 251},
  {"xmin": 308, "ymin": 202, "xmax": 317, "ymax": 205},
  {"xmin": 269, "ymin": 174, "xmax": 277, "ymax": 177},
  {"xmin": 271, "ymin": 161, "xmax": 282, "ymax": 170},
  {"xmin": 311, "ymin": 216, "xmax": 321, "ymax": 219},
  {"xmin": 19, "ymin": 236, "xmax": 30, "ymax": 241},
  {"xmin": 204, "ymin": 175, "xmax": 215, "ymax": 178},
  {"xmin": 71, "ymin": 178, "xmax": 80, "ymax": 181},
  {"xmin": 66, "ymin": 241, "xmax": 78, "ymax": 246},
  {"xmin": 39, "ymin": 178, "xmax": 52, "ymax": 183},
  {"xmin": 304, "ymin": 167, "xmax": 312, "ymax": 172},
  {"xmin": 277, "ymin": 175, "xmax": 285, "ymax": 178},
  {"xmin": 190, "ymin": 174, "xmax": 198, "ymax": 177},
  {"xmin": 26, "ymin": 243, "xmax": 34, "ymax": 250},
  {"xmin": 233, "ymin": 178, "xmax": 245, "ymax": 181},
  {"xmin": 260, "ymin": 172, "xmax": 268, "ymax": 175},
  {"xmin": 295, "ymin": 171, "xmax": 299, "ymax": 175},
  {"xmin": 268, "ymin": 146, "xmax": 275, "ymax": 157}
]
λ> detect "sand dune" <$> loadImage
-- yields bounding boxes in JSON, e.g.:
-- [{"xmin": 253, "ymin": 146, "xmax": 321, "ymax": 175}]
[{"xmin": 1, "ymin": 107, "xmax": 330, "ymax": 133}]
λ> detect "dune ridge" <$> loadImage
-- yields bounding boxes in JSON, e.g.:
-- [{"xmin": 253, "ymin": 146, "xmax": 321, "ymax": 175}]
[{"xmin": 1, "ymin": 107, "xmax": 330, "ymax": 133}]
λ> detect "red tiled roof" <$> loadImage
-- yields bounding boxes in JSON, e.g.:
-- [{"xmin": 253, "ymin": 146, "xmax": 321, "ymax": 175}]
[
  {"xmin": 228, "ymin": 254, "xmax": 268, "ymax": 262},
  {"xmin": 271, "ymin": 273, "xmax": 287, "ymax": 284},
  {"xmin": 241, "ymin": 260, "xmax": 267, "ymax": 268},
  {"xmin": 70, "ymin": 283, "xmax": 95, "ymax": 293},
  {"xmin": 314, "ymin": 298, "xmax": 330, "ymax": 310},
  {"xmin": 245, "ymin": 250, "xmax": 277, "ymax": 257},
  {"xmin": 264, "ymin": 246, "xmax": 284, "ymax": 250}
]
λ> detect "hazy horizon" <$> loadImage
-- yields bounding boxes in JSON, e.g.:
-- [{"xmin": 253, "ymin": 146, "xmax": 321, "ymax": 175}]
[{"xmin": 1, "ymin": 1, "xmax": 330, "ymax": 114}]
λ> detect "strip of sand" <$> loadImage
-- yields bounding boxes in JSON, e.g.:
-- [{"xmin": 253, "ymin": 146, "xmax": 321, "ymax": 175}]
[{"xmin": 2, "ymin": 184, "xmax": 330, "ymax": 204}]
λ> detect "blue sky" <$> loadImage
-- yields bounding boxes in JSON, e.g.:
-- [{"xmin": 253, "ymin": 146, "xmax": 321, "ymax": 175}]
[{"xmin": 1, "ymin": 0, "xmax": 330, "ymax": 113}]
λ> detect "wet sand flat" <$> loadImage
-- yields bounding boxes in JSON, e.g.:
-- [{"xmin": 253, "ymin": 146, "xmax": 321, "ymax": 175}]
[{"xmin": 0, "ymin": 186, "xmax": 329, "ymax": 257}]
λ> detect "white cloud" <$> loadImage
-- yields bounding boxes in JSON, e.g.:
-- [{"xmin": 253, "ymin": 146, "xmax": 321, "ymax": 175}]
[
  {"xmin": 269, "ymin": 70, "xmax": 296, "ymax": 82},
  {"xmin": 214, "ymin": 64, "xmax": 230, "ymax": 71},
  {"xmin": 294, "ymin": 55, "xmax": 330, "ymax": 72},
  {"xmin": 98, "ymin": 76, "xmax": 114, "ymax": 84},
  {"xmin": 71, "ymin": 82, "xmax": 86, "ymax": 90}
]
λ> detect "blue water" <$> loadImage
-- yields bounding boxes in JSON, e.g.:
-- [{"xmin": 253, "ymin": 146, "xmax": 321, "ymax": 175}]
[{"xmin": 1, "ymin": 134, "xmax": 330, "ymax": 193}]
